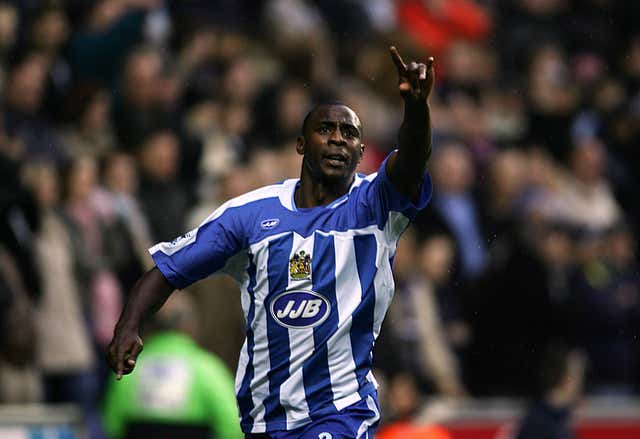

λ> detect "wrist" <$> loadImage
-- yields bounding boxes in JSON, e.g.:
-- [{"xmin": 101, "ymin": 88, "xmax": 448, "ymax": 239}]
[
  {"xmin": 115, "ymin": 318, "xmax": 140, "ymax": 334},
  {"xmin": 403, "ymin": 98, "xmax": 429, "ymax": 112}
]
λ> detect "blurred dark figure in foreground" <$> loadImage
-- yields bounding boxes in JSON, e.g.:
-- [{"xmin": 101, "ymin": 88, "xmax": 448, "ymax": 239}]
[
  {"xmin": 515, "ymin": 344, "xmax": 585, "ymax": 439},
  {"xmin": 102, "ymin": 292, "xmax": 242, "ymax": 439},
  {"xmin": 568, "ymin": 222, "xmax": 640, "ymax": 395}
]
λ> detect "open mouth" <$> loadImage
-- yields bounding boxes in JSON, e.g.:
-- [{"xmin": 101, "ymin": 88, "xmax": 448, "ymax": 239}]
[{"xmin": 323, "ymin": 153, "xmax": 348, "ymax": 167}]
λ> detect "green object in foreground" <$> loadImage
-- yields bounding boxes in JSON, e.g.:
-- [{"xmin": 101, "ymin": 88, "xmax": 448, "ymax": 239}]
[{"xmin": 102, "ymin": 332, "xmax": 243, "ymax": 439}]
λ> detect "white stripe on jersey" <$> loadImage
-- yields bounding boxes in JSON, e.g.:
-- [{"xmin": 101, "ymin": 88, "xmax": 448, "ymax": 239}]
[
  {"xmin": 235, "ymin": 263, "xmax": 253, "ymax": 396},
  {"xmin": 372, "ymin": 236, "xmax": 394, "ymax": 341},
  {"xmin": 385, "ymin": 210, "xmax": 412, "ymax": 245},
  {"xmin": 246, "ymin": 245, "xmax": 272, "ymax": 433},
  {"xmin": 279, "ymin": 233, "xmax": 314, "ymax": 430},
  {"xmin": 327, "ymin": 234, "xmax": 362, "ymax": 411}
]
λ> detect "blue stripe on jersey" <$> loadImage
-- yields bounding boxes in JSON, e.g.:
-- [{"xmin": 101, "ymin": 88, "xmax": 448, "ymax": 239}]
[
  {"xmin": 351, "ymin": 235, "xmax": 378, "ymax": 392},
  {"xmin": 237, "ymin": 255, "xmax": 258, "ymax": 429},
  {"xmin": 264, "ymin": 234, "xmax": 293, "ymax": 430},
  {"xmin": 303, "ymin": 233, "xmax": 338, "ymax": 419}
]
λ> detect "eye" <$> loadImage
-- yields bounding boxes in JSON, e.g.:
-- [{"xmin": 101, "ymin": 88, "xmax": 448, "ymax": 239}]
[
  {"xmin": 343, "ymin": 128, "xmax": 358, "ymax": 139},
  {"xmin": 317, "ymin": 126, "xmax": 331, "ymax": 135}
]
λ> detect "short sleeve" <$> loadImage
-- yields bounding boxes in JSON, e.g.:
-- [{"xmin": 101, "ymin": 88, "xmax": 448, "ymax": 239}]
[
  {"xmin": 361, "ymin": 150, "xmax": 433, "ymax": 223},
  {"xmin": 149, "ymin": 203, "xmax": 247, "ymax": 289}
]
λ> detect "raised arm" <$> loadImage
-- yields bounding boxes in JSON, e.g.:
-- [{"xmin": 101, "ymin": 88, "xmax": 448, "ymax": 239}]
[
  {"xmin": 386, "ymin": 46, "xmax": 435, "ymax": 201},
  {"xmin": 107, "ymin": 267, "xmax": 174, "ymax": 379}
]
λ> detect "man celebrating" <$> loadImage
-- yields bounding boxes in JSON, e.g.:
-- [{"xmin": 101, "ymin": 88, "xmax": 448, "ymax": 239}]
[{"xmin": 108, "ymin": 47, "xmax": 435, "ymax": 438}]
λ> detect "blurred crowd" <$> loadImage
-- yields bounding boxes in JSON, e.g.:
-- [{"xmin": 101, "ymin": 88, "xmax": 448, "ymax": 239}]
[{"xmin": 0, "ymin": 0, "xmax": 639, "ymax": 437}]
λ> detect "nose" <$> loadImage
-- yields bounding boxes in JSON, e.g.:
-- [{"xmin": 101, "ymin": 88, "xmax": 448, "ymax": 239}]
[{"xmin": 329, "ymin": 128, "xmax": 346, "ymax": 145}]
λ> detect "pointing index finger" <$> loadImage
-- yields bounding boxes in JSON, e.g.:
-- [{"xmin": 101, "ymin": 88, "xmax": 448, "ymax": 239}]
[
  {"xmin": 390, "ymin": 46, "xmax": 407, "ymax": 73},
  {"xmin": 427, "ymin": 56, "xmax": 435, "ymax": 70}
]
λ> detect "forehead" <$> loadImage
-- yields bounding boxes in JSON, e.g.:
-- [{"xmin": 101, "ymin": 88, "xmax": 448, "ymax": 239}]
[{"xmin": 310, "ymin": 105, "xmax": 361, "ymax": 128}]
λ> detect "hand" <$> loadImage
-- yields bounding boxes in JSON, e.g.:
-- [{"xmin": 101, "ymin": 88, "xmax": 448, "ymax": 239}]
[
  {"xmin": 107, "ymin": 325, "xmax": 143, "ymax": 380},
  {"xmin": 390, "ymin": 46, "xmax": 435, "ymax": 103}
]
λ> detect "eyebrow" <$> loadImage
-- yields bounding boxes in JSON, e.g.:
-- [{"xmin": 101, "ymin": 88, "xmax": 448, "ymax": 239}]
[{"xmin": 317, "ymin": 120, "xmax": 361, "ymax": 133}]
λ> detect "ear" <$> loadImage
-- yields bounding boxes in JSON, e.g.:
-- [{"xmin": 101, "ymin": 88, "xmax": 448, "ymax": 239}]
[
  {"xmin": 358, "ymin": 143, "xmax": 365, "ymax": 162},
  {"xmin": 296, "ymin": 136, "xmax": 305, "ymax": 155}
]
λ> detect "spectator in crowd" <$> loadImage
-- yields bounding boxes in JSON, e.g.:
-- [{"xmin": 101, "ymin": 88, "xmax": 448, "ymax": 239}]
[
  {"xmin": 525, "ymin": 44, "xmax": 578, "ymax": 161},
  {"xmin": 60, "ymin": 84, "xmax": 117, "ymax": 158},
  {"xmin": 250, "ymin": 79, "xmax": 313, "ymax": 150},
  {"xmin": 60, "ymin": 156, "xmax": 123, "ymax": 350},
  {"xmin": 0, "ymin": 243, "xmax": 40, "ymax": 404},
  {"xmin": 0, "ymin": 3, "xmax": 18, "ymax": 60},
  {"xmin": 375, "ymin": 229, "xmax": 466, "ymax": 399},
  {"xmin": 0, "ymin": 115, "xmax": 41, "ymax": 301},
  {"xmin": 556, "ymin": 138, "xmax": 622, "ymax": 232},
  {"xmin": 515, "ymin": 344, "xmax": 585, "ymax": 439},
  {"xmin": 112, "ymin": 46, "xmax": 169, "ymax": 148},
  {"xmin": 101, "ymin": 152, "xmax": 154, "ymax": 273},
  {"xmin": 68, "ymin": 0, "xmax": 159, "ymax": 86},
  {"xmin": 3, "ymin": 51, "xmax": 66, "ymax": 162},
  {"xmin": 22, "ymin": 162, "xmax": 104, "ymax": 438},
  {"xmin": 568, "ymin": 223, "xmax": 640, "ymax": 395},
  {"xmin": 28, "ymin": 3, "xmax": 73, "ymax": 123},
  {"xmin": 136, "ymin": 128, "xmax": 188, "ymax": 242},
  {"xmin": 415, "ymin": 142, "xmax": 487, "ymax": 281},
  {"xmin": 396, "ymin": 0, "xmax": 491, "ymax": 58},
  {"xmin": 102, "ymin": 292, "xmax": 243, "ymax": 439}
]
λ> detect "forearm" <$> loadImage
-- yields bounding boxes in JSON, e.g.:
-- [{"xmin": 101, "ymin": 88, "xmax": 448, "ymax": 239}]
[
  {"xmin": 398, "ymin": 100, "xmax": 432, "ymax": 167},
  {"xmin": 391, "ymin": 100, "xmax": 432, "ymax": 196},
  {"xmin": 115, "ymin": 267, "xmax": 174, "ymax": 331}
]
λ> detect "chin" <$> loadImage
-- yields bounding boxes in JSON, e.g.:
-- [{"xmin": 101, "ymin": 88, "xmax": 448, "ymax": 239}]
[{"xmin": 320, "ymin": 167, "xmax": 352, "ymax": 182}]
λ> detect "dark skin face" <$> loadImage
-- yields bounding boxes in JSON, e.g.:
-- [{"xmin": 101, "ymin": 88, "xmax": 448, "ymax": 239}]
[{"xmin": 295, "ymin": 104, "xmax": 364, "ymax": 207}]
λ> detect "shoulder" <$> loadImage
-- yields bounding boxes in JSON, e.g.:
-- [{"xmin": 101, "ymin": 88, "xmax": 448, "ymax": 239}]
[
  {"xmin": 199, "ymin": 180, "xmax": 293, "ymax": 227},
  {"xmin": 348, "ymin": 172, "xmax": 379, "ymax": 194}
]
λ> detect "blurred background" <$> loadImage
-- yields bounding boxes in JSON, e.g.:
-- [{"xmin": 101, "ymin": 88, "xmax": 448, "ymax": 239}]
[{"xmin": 0, "ymin": 0, "xmax": 639, "ymax": 438}]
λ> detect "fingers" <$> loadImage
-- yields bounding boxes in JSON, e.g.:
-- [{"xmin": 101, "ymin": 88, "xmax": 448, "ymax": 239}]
[
  {"xmin": 408, "ymin": 61, "xmax": 421, "ymax": 91},
  {"xmin": 389, "ymin": 46, "xmax": 407, "ymax": 74},
  {"xmin": 424, "ymin": 57, "xmax": 435, "ymax": 97},
  {"xmin": 418, "ymin": 63, "xmax": 427, "ymax": 81},
  {"xmin": 108, "ymin": 336, "xmax": 143, "ymax": 380},
  {"xmin": 116, "ymin": 347, "xmax": 125, "ymax": 380},
  {"xmin": 127, "ymin": 338, "xmax": 144, "ymax": 368},
  {"xmin": 390, "ymin": 45, "xmax": 435, "ymax": 99}
]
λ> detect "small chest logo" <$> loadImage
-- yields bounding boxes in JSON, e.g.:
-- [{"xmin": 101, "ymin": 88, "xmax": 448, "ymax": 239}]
[
  {"xmin": 260, "ymin": 218, "xmax": 280, "ymax": 230},
  {"xmin": 289, "ymin": 250, "xmax": 312, "ymax": 280},
  {"xmin": 270, "ymin": 290, "xmax": 330, "ymax": 329}
]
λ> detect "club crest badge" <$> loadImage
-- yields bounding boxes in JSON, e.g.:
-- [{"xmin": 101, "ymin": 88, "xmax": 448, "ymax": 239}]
[{"xmin": 289, "ymin": 250, "xmax": 312, "ymax": 280}]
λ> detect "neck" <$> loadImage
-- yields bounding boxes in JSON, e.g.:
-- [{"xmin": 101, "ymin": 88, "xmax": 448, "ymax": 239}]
[{"xmin": 295, "ymin": 165, "xmax": 353, "ymax": 209}]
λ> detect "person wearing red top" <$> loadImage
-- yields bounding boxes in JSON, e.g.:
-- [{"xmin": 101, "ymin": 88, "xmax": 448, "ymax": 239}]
[{"xmin": 397, "ymin": 0, "xmax": 491, "ymax": 57}]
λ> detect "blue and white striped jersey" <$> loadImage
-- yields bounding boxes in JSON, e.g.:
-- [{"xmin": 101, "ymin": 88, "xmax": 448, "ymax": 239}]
[{"xmin": 149, "ymin": 152, "xmax": 432, "ymax": 434}]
